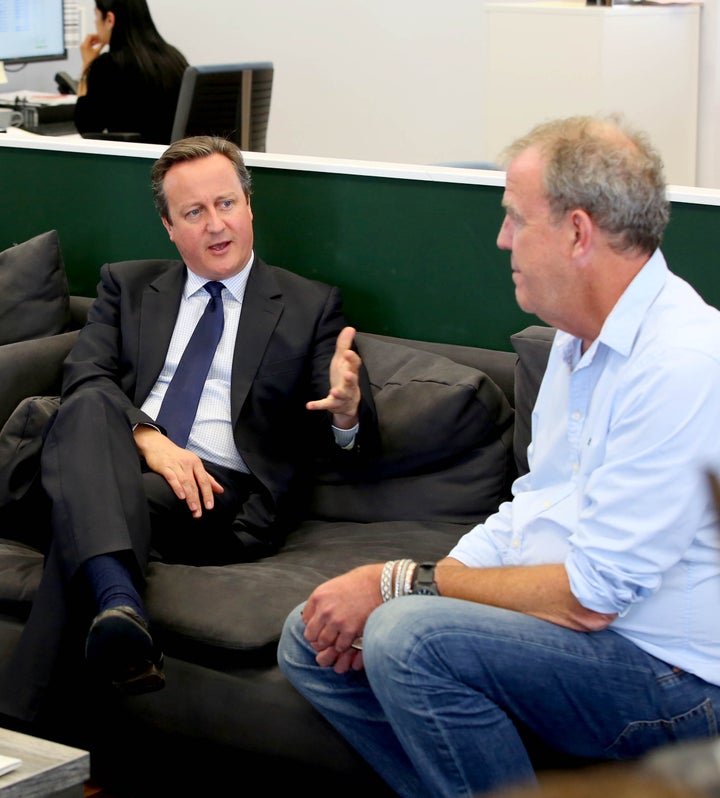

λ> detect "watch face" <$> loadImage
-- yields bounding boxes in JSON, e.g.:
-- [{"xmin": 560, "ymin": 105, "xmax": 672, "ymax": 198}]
[{"xmin": 413, "ymin": 564, "xmax": 439, "ymax": 596}]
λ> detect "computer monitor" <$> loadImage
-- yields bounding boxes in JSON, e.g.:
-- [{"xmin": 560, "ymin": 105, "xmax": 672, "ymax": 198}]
[{"xmin": 0, "ymin": 0, "xmax": 67, "ymax": 65}]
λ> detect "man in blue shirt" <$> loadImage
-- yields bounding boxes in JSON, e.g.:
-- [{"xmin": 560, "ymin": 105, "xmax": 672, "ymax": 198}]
[{"xmin": 277, "ymin": 115, "xmax": 720, "ymax": 797}]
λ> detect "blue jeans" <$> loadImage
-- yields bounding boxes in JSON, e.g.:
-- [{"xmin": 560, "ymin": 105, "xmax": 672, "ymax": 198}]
[{"xmin": 278, "ymin": 597, "xmax": 720, "ymax": 798}]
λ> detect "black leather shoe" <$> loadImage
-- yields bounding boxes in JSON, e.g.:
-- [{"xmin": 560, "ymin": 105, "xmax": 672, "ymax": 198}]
[{"xmin": 85, "ymin": 605, "xmax": 165, "ymax": 695}]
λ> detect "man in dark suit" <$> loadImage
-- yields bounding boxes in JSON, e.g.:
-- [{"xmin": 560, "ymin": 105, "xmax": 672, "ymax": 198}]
[{"xmin": 0, "ymin": 135, "xmax": 377, "ymax": 722}]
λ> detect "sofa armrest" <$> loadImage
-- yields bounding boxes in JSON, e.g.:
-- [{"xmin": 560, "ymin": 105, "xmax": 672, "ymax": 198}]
[{"xmin": 0, "ymin": 331, "xmax": 79, "ymax": 429}]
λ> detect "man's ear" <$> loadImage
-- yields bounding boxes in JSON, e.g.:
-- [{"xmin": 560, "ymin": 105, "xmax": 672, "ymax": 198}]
[
  {"xmin": 161, "ymin": 216, "xmax": 174, "ymax": 241},
  {"xmin": 569, "ymin": 209, "xmax": 593, "ymax": 257},
  {"xmin": 105, "ymin": 10, "xmax": 115, "ymax": 28}
]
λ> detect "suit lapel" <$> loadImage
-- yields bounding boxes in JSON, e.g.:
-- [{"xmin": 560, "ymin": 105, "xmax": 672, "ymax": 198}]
[
  {"xmin": 134, "ymin": 264, "xmax": 186, "ymax": 405},
  {"xmin": 230, "ymin": 259, "xmax": 283, "ymax": 421}
]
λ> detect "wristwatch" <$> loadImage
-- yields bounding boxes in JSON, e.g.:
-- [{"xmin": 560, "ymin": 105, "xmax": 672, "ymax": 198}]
[{"xmin": 410, "ymin": 562, "xmax": 440, "ymax": 596}]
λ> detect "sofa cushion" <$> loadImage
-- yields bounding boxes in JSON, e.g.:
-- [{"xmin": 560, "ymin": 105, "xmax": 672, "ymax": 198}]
[
  {"xmin": 310, "ymin": 334, "xmax": 514, "ymax": 523},
  {"xmin": 510, "ymin": 325, "xmax": 555, "ymax": 476},
  {"xmin": 145, "ymin": 519, "xmax": 468, "ymax": 652},
  {"xmin": 0, "ymin": 230, "xmax": 70, "ymax": 346}
]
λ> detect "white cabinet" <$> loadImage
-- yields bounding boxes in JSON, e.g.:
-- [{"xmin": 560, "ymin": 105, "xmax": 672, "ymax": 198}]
[{"xmin": 484, "ymin": 2, "xmax": 701, "ymax": 185}]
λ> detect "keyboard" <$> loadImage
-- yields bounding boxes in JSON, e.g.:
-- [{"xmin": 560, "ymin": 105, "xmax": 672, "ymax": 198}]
[{"xmin": 25, "ymin": 120, "xmax": 78, "ymax": 137}]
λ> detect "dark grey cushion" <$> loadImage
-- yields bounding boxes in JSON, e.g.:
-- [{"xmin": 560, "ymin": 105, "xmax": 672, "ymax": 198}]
[
  {"xmin": 145, "ymin": 519, "xmax": 467, "ymax": 652},
  {"xmin": 0, "ymin": 230, "xmax": 70, "ymax": 346},
  {"xmin": 0, "ymin": 332, "xmax": 77, "ymax": 431},
  {"xmin": 0, "ymin": 539, "xmax": 43, "ymax": 608},
  {"xmin": 510, "ymin": 325, "xmax": 555, "ymax": 476},
  {"xmin": 310, "ymin": 334, "xmax": 514, "ymax": 523},
  {"xmin": 0, "ymin": 396, "xmax": 60, "ymax": 506}
]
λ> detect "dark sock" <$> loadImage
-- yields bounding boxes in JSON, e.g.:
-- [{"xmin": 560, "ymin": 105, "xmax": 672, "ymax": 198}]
[{"xmin": 83, "ymin": 554, "xmax": 147, "ymax": 621}]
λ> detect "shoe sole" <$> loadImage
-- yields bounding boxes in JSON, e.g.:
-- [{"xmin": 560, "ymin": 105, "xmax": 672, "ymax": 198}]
[{"xmin": 86, "ymin": 607, "xmax": 165, "ymax": 694}]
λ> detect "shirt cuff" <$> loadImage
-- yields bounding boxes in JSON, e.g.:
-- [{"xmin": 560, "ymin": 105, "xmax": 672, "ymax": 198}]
[{"xmin": 332, "ymin": 422, "xmax": 359, "ymax": 450}]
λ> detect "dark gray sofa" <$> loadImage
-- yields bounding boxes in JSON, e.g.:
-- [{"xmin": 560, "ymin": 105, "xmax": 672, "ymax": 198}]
[{"xmin": 0, "ymin": 231, "xmax": 557, "ymax": 795}]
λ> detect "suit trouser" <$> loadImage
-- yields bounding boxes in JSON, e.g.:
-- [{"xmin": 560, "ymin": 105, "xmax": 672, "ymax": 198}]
[{"xmin": 0, "ymin": 388, "xmax": 254, "ymax": 722}]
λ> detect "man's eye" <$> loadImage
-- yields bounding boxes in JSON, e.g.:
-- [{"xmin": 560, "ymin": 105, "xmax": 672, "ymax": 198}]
[
  {"xmin": 220, "ymin": 200, "xmax": 233, "ymax": 209},
  {"xmin": 186, "ymin": 208, "xmax": 200, "ymax": 219}
]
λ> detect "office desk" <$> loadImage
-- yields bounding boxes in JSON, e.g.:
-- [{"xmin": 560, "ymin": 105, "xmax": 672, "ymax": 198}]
[
  {"xmin": 0, "ymin": 90, "xmax": 77, "ymax": 135},
  {"xmin": 0, "ymin": 726, "xmax": 89, "ymax": 797}
]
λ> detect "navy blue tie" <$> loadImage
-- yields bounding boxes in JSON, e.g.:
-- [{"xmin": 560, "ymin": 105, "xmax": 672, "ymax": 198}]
[{"xmin": 155, "ymin": 281, "xmax": 225, "ymax": 447}]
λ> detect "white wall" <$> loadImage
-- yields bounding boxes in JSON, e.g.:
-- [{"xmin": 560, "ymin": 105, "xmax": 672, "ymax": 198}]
[
  {"xmin": 697, "ymin": 0, "xmax": 720, "ymax": 189},
  {"xmin": 153, "ymin": 0, "xmax": 720, "ymax": 188},
  {"xmin": 152, "ymin": 0, "xmax": 490, "ymax": 166},
  {"xmin": 4, "ymin": 0, "xmax": 718, "ymax": 187}
]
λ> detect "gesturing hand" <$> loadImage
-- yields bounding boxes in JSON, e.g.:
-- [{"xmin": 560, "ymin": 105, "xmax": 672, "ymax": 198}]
[{"xmin": 306, "ymin": 326, "xmax": 362, "ymax": 429}]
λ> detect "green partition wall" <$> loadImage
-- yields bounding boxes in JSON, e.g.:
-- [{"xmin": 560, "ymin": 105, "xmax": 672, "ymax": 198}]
[{"xmin": 1, "ymin": 144, "xmax": 719, "ymax": 352}]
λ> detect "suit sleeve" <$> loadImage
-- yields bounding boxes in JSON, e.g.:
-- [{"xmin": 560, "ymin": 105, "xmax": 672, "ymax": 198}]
[{"xmin": 60, "ymin": 263, "xmax": 156, "ymax": 429}]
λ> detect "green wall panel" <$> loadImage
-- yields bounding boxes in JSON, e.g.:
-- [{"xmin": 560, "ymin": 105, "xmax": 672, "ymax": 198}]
[
  {"xmin": 249, "ymin": 169, "xmax": 533, "ymax": 350},
  {"xmin": 661, "ymin": 202, "xmax": 720, "ymax": 309},
  {"xmin": 0, "ymin": 147, "xmax": 175, "ymax": 298},
  {"xmin": 1, "ymin": 144, "xmax": 718, "ymax": 352}
]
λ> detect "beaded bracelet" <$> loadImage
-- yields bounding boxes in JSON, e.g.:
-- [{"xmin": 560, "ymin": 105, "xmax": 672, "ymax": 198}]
[
  {"xmin": 380, "ymin": 559, "xmax": 396, "ymax": 602},
  {"xmin": 380, "ymin": 558, "xmax": 419, "ymax": 601},
  {"xmin": 393, "ymin": 559, "xmax": 414, "ymax": 599},
  {"xmin": 404, "ymin": 561, "xmax": 418, "ymax": 596}
]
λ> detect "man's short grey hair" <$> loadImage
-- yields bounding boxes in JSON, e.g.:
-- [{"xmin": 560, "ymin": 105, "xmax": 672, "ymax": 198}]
[
  {"xmin": 151, "ymin": 136, "xmax": 253, "ymax": 221},
  {"xmin": 500, "ymin": 115, "xmax": 669, "ymax": 255}
]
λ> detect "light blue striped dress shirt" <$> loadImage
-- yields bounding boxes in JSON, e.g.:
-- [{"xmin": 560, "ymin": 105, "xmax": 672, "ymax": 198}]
[
  {"xmin": 449, "ymin": 250, "xmax": 720, "ymax": 685},
  {"xmin": 141, "ymin": 260, "xmax": 253, "ymax": 472}
]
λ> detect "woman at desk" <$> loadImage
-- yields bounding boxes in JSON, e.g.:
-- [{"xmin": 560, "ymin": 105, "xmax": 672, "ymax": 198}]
[{"xmin": 74, "ymin": 0, "xmax": 188, "ymax": 144}]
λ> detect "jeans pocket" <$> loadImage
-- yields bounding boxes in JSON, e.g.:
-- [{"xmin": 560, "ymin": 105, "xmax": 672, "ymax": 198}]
[{"xmin": 606, "ymin": 698, "xmax": 718, "ymax": 759}]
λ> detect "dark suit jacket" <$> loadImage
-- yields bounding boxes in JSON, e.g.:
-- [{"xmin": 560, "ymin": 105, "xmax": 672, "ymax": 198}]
[{"xmin": 62, "ymin": 255, "xmax": 378, "ymax": 537}]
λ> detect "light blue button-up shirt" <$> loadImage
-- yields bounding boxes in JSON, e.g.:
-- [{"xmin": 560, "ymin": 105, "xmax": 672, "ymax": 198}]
[{"xmin": 449, "ymin": 250, "xmax": 720, "ymax": 685}]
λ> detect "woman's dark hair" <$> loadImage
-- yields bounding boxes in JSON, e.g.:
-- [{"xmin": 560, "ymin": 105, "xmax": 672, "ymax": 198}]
[{"xmin": 93, "ymin": 0, "xmax": 188, "ymax": 92}]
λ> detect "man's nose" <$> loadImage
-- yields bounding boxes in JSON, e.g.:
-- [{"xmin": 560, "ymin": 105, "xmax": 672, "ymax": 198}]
[
  {"xmin": 497, "ymin": 217, "xmax": 511, "ymax": 250},
  {"xmin": 206, "ymin": 208, "xmax": 224, "ymax": 231}
]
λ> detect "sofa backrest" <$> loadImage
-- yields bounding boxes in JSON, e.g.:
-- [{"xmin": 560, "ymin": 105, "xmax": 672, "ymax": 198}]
[
  {"xmin": 309, "ymin": 328, "xmax": 555, "ymax": 527},
  {"xmin": 510, "ymin": 325, "xmax": 555, "ymax": 476},
  {"xmin": 309, "ymin": 332, "xmax": 514, "ymax": 525}
]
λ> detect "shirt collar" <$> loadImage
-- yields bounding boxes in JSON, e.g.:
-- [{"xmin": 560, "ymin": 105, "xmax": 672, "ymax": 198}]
[
  {"xmin": 556, "ymin": 248, "xmax": 669, "ymax": 363},
  {"xmin": 184, "ymin": 251, "xmax": 255, "ymax": 302}
]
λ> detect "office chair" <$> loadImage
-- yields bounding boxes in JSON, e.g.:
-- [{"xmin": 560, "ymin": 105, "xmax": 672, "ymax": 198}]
[
  {"xmin": 170, "ymin": 62, "xmax": 274, "ymax": 152},
  {"xmin": 82, "ymin": 62, "xmax": 274, "ymax": 150}
]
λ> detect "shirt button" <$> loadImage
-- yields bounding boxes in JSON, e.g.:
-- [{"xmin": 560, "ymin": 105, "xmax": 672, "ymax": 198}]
[
  {"xmin": 572, "ymin": 411, "xmax": 581, "ymax": 420},
  {"xmin": 572, "ymin": 463, "xmax": 579, "ymax": 472},
  {"xmin": 512, "ymin": 539, "xmax": 520, "ymax": 548}
]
